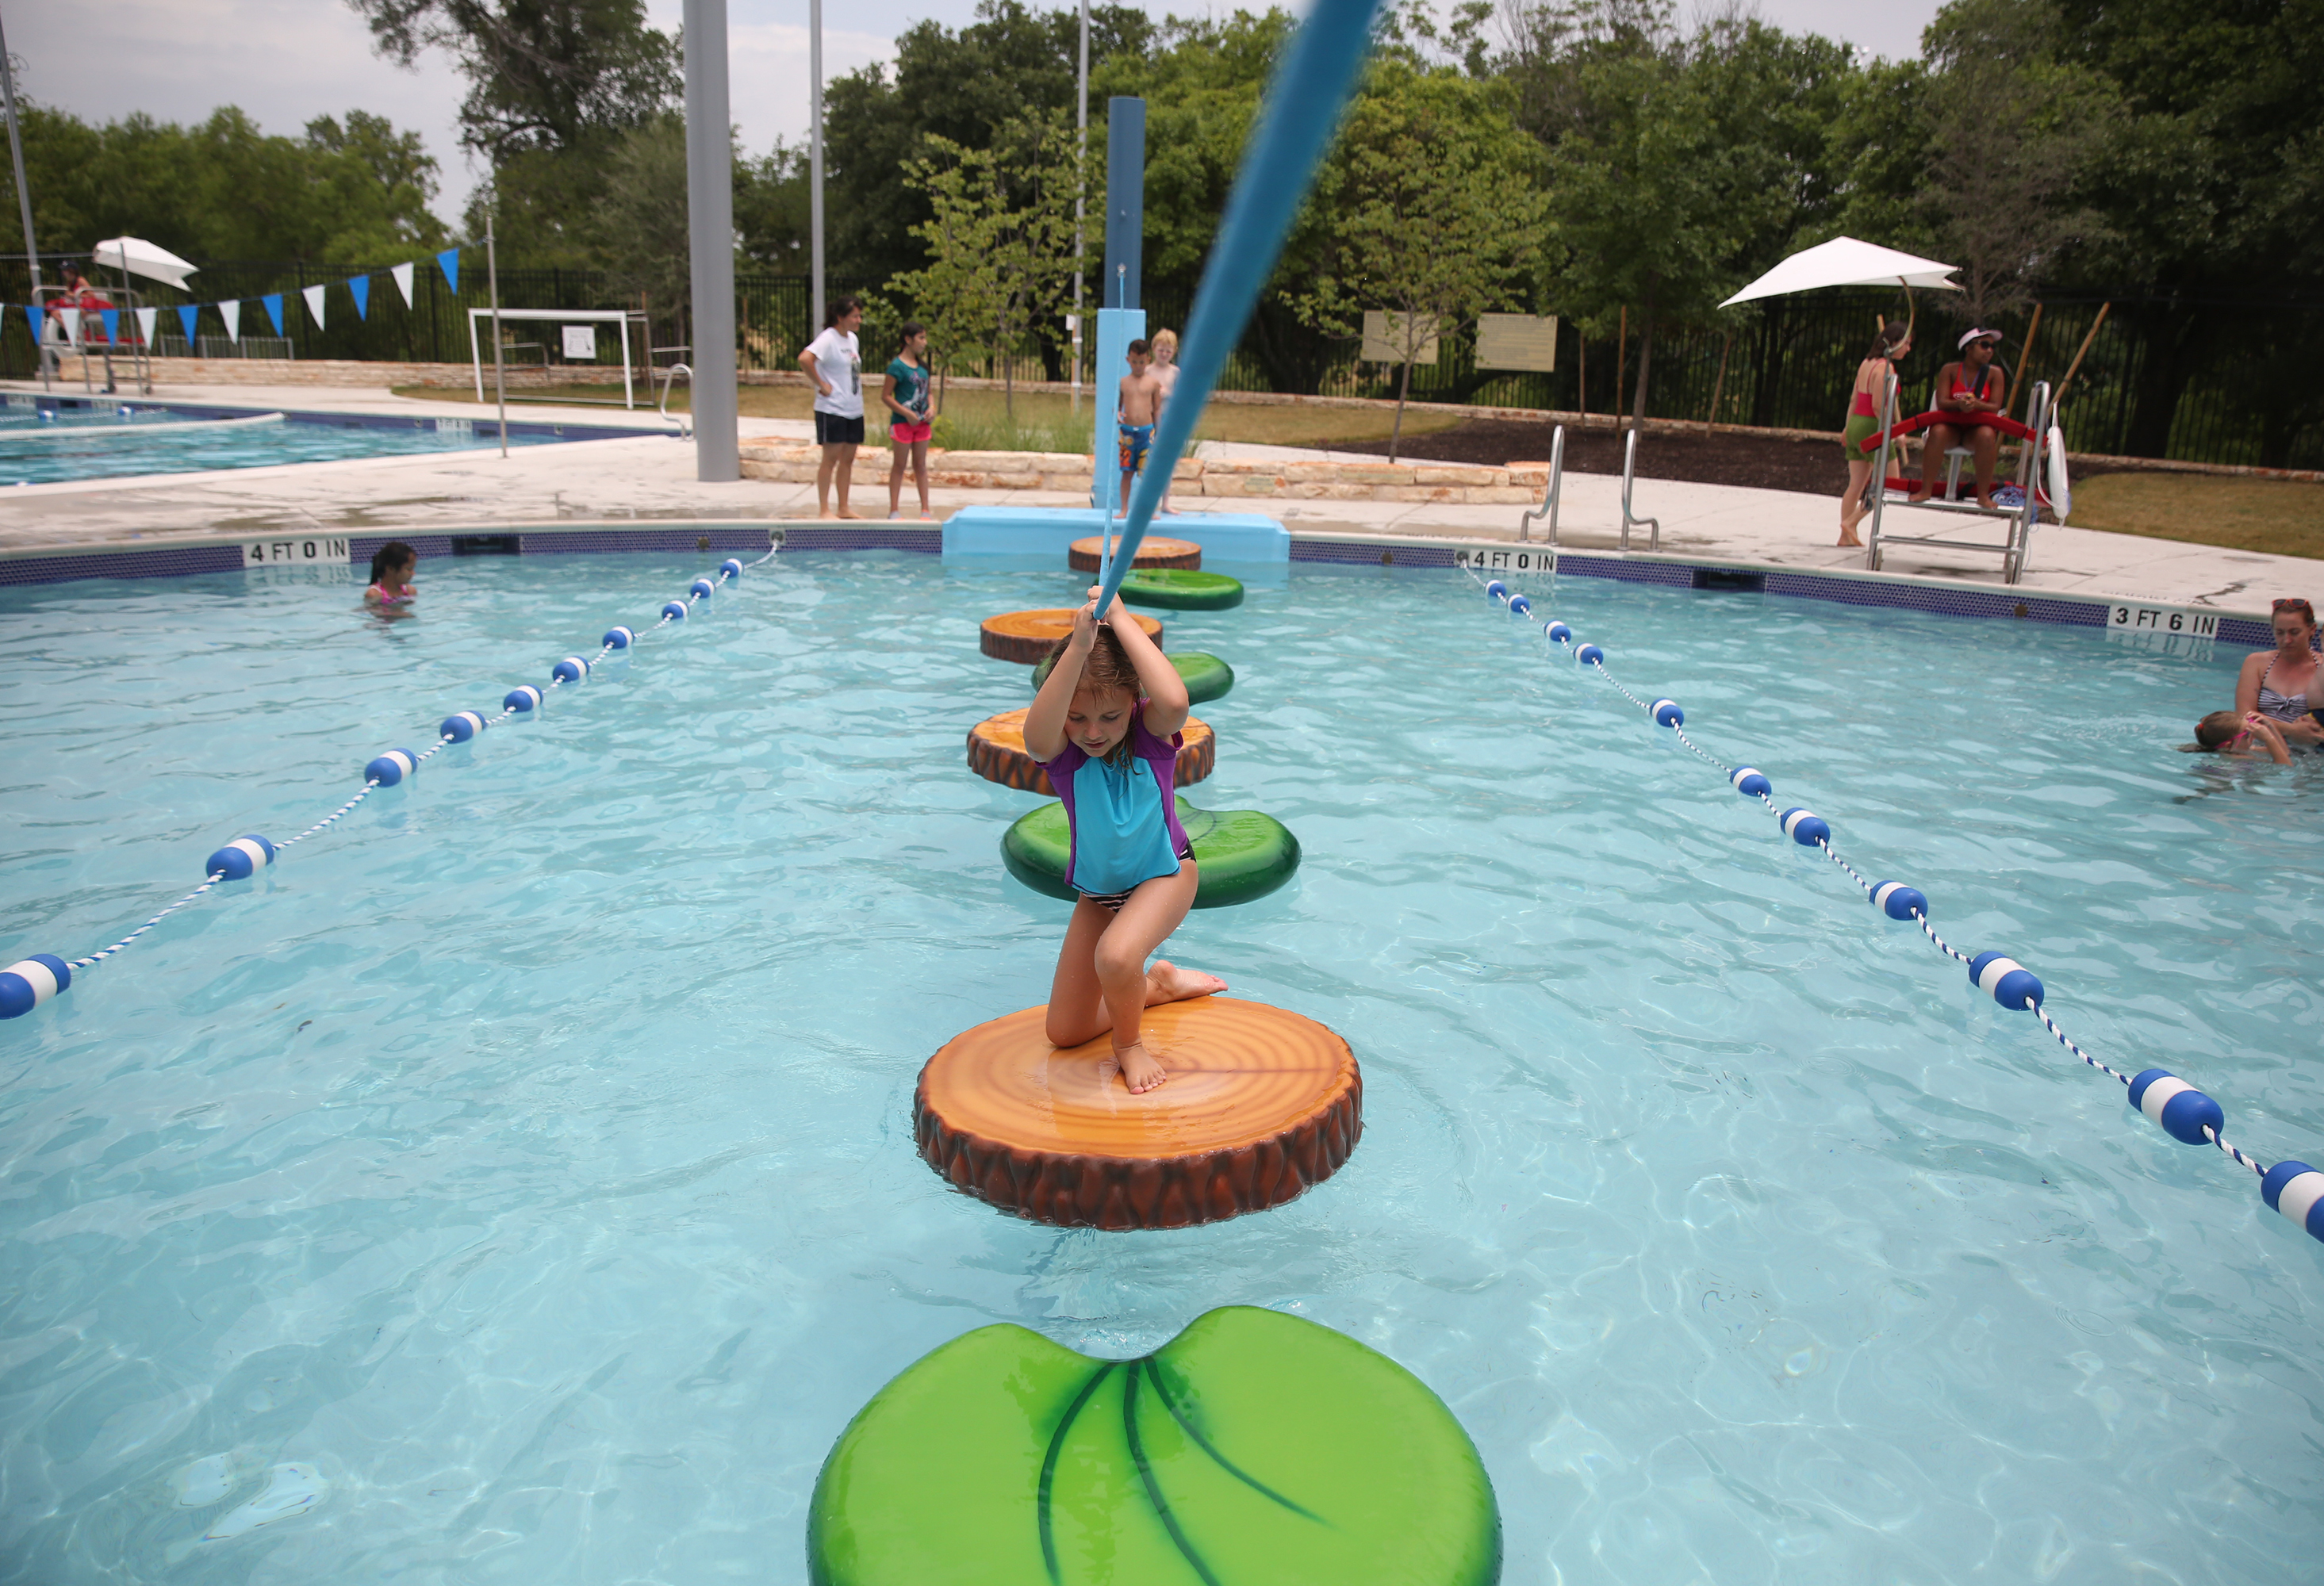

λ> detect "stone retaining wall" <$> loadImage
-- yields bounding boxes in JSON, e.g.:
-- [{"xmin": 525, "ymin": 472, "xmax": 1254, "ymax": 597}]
[{"xmin": 735, "ymin": 442, "xmax": 1552, "ymax": 504}]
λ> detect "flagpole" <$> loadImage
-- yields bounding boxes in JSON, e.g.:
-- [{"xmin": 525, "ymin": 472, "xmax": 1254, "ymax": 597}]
[
  {"xmin": 809, "ymin": 0, "xmax": 825, "ymax": 334},
  {"xmin": 0, "ymin": 8, "xmax": 48, "ymax": 388},
  {"xmin": 1071, "ymin": 0, "xmax": 1087, "ymax": 419},
  {"xmin": 486, "ymin": 214, "xmax": 508, "ymax": 457}
]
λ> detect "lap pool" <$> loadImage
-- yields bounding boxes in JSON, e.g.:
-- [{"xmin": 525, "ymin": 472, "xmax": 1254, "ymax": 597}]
[{"xmin": 1, "ymin": 552, "xmax": 2318, "ymax": 1583}]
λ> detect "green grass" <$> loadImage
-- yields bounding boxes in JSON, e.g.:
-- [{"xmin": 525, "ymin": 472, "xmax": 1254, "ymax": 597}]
[{"xmin": 2069, "ymin": 473, "xmax": 2324, "ymax": 562}]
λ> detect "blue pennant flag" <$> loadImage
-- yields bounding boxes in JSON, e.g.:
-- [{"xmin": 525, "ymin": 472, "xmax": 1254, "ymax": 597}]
[
  {"xmin": 260, "ymin": 293, "xmax": 284, "ymax": 337},
  {"xmin": 176, "ymin": 305, "xmax": 199, "ymax": 345},
  {"xmin": 100, "ymin": 308, "xmax": 119, "ymax": 343},
  {"xmin": 22, "ymin": 304, "xmax": 39, "ymax": 343},
  {"xmin": 435, "ymin": 248, "xmax": 458, "ymax": 293},
  {"xmin": 349, "ymin": 274, "xmax": 370, "ymax": 320}
]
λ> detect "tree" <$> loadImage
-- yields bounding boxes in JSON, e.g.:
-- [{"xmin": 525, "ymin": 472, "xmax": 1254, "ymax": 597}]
[
  {"xmin": 1295, "ymin": 61, "xmax": 1547, "ymax": 459},
  {"xmin": 888, "ymin": 116, "xmax": 1083, "ymax": 419}
]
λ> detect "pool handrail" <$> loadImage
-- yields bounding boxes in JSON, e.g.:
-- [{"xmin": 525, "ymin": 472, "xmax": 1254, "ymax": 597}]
[
  {"xmin": 1517, "ymin": 424, "xmax": 1564, "ymax": 544},
  {"xmin": 1864, "ymin": 381, "xmax": 2052, "ymax": 584},
  {"xmin": 1619, "ymin": 425, "xmax": 1659, "ymax": 552}
]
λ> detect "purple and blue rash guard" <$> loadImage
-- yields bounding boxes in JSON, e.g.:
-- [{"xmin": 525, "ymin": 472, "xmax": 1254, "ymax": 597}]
[{"xmin": 1041, "ymin": 712, "xmax": 1191, "ymax": 897}]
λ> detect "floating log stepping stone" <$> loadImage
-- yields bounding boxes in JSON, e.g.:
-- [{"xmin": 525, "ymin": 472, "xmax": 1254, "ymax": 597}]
[
  {"xmin": 809, "ymin": 1305, "xmax": 1500, "ymax": 1586},
  {"xmin": 1120, "ymin": 569, "xmax": 1245, "ymax": 610},
  {"xmin": 966, "ymin": 708, "xmax": 1214, "ymax": 795},
  {"xmin": 1032, "ymin": 649, "xmax": 1233, "ymax": 703},
  {"xmin": 1068, "ymin": 534, "xmax": 1201, "ymax": 572},
  {"xmin": 980, "ymin": 608, "xmax": 1163, "ymax": 665},
  {"xmin": 913, "ymin": 998, "xmax": 1360, "ymax": 1229},
  {"xmin": 1003, "ymin": 797, "xmax": 1298, "ymax": 908}
]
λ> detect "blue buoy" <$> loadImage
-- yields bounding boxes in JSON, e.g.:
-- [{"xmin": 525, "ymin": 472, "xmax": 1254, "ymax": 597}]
[
  {"xmin": 2261, "ymin": 1160, "xmax": 2324, "ymax": 1243},
  {"xmin": 1545, "ymin": 620, "xmax": 1571, "ymax": 644},
  {"xmin": 1730, "ymin": 767, "xmax": 1770, "ymax": 798},
  {"xmin": 364, "ymin": 748, "xmax": 419, "ymax": 786},
  {"xmin": 1575, "ymin": 643, "xmax": 1605, "ymax": 666},
  {"xmin": 0, "ymin": 953, "xmax": 70, "ymax": 1019},
  {"xmin": 205, "ymin": 833, "xmax": 277, "ymax": 879},
  {"xmin": 662, "ymin": 600, "xmax": 688, "ymax": 622},
  {"xmin": 2128, "ymin": 1068, "xmax": 2226, "ymax": 1146},
  {"xmin": 439, "ymin": 711, "xmax": 488, "ymax": 743},
  {"xmin": 720, "ymin": 558, "xmax": 745, "ymax": 580},
  {"xmin": 551, "ymin": 656, "xmax": 591, "ymax": 684},
  {"xmin": 603, "ymin": 626, "xmax": 636, "ymax": 650},
  {"xmin": 1871, "ymin": 880, "xmax": 1927, "ymax": 921},
  {"xmin": 1485, "ymin": 580, "xmax": 1507, "ymax": 600},
  {"xmin": 1966, "ymin": 949, "xmax": 2044, "ymax": 1011},
  {"xmin": 1509, "ymin": 595, "xmax": 1532, "ymax": 617},
  {"xmin": 504, "ymin": 685, "xmax": 543, "ymax": 713},
  {"xmin": 1779, "ymin": 807, "xmax": 1829, "ymax": 847},
  {"xmin": 689, "ymin": 577, "xmax": 717, "ymax": 600},
  {"xmin": 1651, "ymin": 698, "xmax": 1683, "ymax": 727}
]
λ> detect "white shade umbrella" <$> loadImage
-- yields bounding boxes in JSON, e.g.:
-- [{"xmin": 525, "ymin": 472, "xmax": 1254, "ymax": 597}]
[
  {"xmin": 1720, "ymin": 237, "xmax": 1959, "ymax": 308},
  {"xmin": 89, "ymin": 237, "xmax": 199, "ymax": 290}
]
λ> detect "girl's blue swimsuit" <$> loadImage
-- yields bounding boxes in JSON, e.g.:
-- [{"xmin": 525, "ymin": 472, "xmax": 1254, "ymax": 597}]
[{"xmin": 1040, "ymin": 712, "xmax": 1194, "ymax": 906}]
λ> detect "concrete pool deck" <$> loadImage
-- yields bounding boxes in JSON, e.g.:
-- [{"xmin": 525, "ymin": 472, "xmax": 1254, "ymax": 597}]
[{"xmin": 0, "ymin": 377, "xmax": 2313, "ymax": 620}]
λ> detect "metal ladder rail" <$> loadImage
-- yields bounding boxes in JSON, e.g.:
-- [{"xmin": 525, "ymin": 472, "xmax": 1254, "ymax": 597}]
[
  {"xmin": 1619, "ymin": 425, "xmax": 1659, "ymax": 552},
  {"xmin": 1517, "ymin": 423, "xmax": 1564, "ymax": 544},
  {"xmin": 1866, "ymin": 382, "xmax": 2050, "ymax": 584}
]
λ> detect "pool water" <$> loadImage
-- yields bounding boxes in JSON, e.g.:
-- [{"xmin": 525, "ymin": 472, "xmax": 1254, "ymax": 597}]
[
  {"xmin": 0, "ymin": 403, "xmax": 573, "ymax": 486},
  {"xmin": 2, "ymin": 555, "xmax": 2319, "ymax": 1584}
]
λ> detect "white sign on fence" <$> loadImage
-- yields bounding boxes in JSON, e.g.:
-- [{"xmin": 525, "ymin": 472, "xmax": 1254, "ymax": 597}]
[
  {"xmin": 1478, "ymin": 312, "xmax": 1559, "ymax": 373},
  {"xmin": 562, "ymin": 324, "xmax": 599, "ymax": 360},
  {"xmin": 1361, "ymin": 310, "xmax": 1441, "ymax": 366}
]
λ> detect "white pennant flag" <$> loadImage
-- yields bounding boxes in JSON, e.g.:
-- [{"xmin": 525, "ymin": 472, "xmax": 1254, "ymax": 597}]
[
  {"xmin": 219, "ymin": 299, "xmax": 240, "ymax": 343},
  {"xmin": 58, "ymin": 306, "xmax": 80, "ymax": 345},
  {"xmin": 301, "ymin": 284, "xmax": 327, "ymax": 330},
  {"xmin": 134, "ymin": 306, "xmax": 158, "ymax": 348},
  {"xmin": 390, "ymin": 262, "xmax": 415, "ymax": 308}
]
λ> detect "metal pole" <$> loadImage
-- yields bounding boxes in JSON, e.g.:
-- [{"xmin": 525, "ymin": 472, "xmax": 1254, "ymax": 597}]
[
  {"xmin": 809, "ymin": 0, "xmax": 825, "ymax": 335},
  {"xmin": 0, "ymin": 7, "xmax": 47, "ymax": 387},
  {"xmin": 1072, "ymin": 0, "xmax": 1087, "ymax": 417},
  {"xmin": 684, "ymin": 0, "xmax": 739, "ymax": 479},
  {"xmin": 486, "ymin": 215, "xmax": 508, "ymax": 457}
]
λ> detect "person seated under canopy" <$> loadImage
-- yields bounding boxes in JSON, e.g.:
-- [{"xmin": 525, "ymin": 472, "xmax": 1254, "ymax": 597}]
[{"xmin": 1911, "ymin": 328, "xmax": 2010, "ymax": 509}]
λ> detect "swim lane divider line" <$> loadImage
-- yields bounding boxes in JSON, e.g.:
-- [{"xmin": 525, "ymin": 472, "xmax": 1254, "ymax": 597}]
[
  {"xmin": 1465, "ymin": 568, "xmax": 2324, "ymax": 1248},
  {"xmin": 0, "ymin": 552, "xmax": 773, "ymax": 1022}
]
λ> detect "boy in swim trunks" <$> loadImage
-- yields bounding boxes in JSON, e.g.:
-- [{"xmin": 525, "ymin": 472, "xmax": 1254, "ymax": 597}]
[{"xmin": 1117, "ymin": 339, "xmax": 1164, "ymax": 517}]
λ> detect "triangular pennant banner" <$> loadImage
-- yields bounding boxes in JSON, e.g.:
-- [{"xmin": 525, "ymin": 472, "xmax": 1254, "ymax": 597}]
[
  {"xmin": 59, "ymin": 306, "xmax": 80, "ymax": 344},
  {"xmin": 301, "ymin": 284, "xmax": 326, "ymax": 330},
  {"xmin": 435, "ymin": 247, "xmax": 458, "ymax": 293},
  {"xmin": 100, "ymin": 308, "xmax": 120, "ymax": 343},
  {"xmin": 176, "ymin": 304, "xmax": 199, "ymax": 346},
  {"xmin": 219, "ymin": 300, "xmax": 240, "ymax": 343},
  {"xmin": 390, "ymin": 262, "xmax": 414, "ymax": 308},
  {"xmin": 135, "ymin": 306, "xmax": 158, "ymax": 348},
  {"xmin": 348, "ymin": 275, "xmax": 370, "ymax": 320},
  {"xmin": 261, "ymin": 293, "xmax": 285, "ymax": 337},
  {"xmin": 22, "ymin": 304, "xmax": 40, "ymax": 343}
]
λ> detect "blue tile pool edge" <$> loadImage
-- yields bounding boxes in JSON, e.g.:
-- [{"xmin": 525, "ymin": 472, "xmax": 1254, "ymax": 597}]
[
  {"xmin": 2, "ymin": 393, "xmax": 673, "ymax": 442},
  {"xmin": 0, "ymin": 524, "xmax": 2274, "ymax": 649}
]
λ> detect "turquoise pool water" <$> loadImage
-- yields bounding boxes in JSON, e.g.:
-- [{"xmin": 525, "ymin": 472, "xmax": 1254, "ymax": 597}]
[
  {"xmin": 1, "ymin": 555, "xmax": 2319, "ymax": 1584},
  {"xmin": 0, "ymin": 402, "xmax": 576, "ymax": 485}
]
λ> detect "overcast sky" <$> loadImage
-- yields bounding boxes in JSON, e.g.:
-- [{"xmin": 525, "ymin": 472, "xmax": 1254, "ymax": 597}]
[{"xmin": 26, "ymin": 0, "xmax": 1941, "ymax": 228}]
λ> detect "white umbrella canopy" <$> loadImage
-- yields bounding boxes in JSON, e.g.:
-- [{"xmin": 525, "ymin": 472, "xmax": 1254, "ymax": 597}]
[
  {"xmin": 89, "ymin": 237, "xmax": 199, "ymax": 290},
  {"xmin": 1720, "ymin": 236, "xmax": 1960, "ymax": 308}
]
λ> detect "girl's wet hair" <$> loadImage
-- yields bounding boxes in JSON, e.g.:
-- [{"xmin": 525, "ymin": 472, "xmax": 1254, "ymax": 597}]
[
  {"xmin": 1041, "ymin": 626, "xmax": 1143, "ymax": 765},
  {"xmin": 2194, "ymin": 709, "xmax": 2242, "ymax": 749},
  {"xmin": 369, "ymin": 540, "xmax": 416, "ymax": 586}
]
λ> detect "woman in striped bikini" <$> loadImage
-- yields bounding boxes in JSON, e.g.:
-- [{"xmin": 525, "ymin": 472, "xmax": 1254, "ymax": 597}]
[{"xmin": 2234, "ymin": 597, "xmax": 2323, "ymax": 749}]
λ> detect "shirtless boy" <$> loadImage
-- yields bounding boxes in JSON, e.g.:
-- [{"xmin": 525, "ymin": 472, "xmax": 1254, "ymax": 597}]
[{"xmin": 1118, "ymin": 339, "xmax": 1165, "ymax": 515}]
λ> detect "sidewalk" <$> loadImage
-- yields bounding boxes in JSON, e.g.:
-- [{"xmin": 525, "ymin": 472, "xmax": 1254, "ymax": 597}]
[{"xmin": 0, "ymin": 380, "xmax": 2311, "ymax": 619}]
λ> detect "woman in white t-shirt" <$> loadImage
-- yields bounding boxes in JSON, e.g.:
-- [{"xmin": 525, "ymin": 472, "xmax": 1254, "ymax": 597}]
[{"xmin": 797, "ymin": 295, "xmax": 865, "ymax": 519}]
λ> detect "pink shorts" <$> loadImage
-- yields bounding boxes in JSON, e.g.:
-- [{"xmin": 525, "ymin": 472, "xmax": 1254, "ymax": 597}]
[{"xmin": 890, "ymin": 419, "xmax": 932, "ymax": 445}]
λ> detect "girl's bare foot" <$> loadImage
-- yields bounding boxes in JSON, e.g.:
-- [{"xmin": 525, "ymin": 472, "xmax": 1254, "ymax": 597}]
[
  {"xmin": 1114, "ymin": 1040, "xmax": 1168, "ymax": 1094},
  {"xmin": 1146, "ymin": 960, "xmax": 1226, "ymax": 1005},
  {"xmin": 836, "ymin": 508, "xmax": 863, "ymax": 520},
  {"xmin": 1837, "ymin": 535, "xmax": 1863, "ymax": 548}
]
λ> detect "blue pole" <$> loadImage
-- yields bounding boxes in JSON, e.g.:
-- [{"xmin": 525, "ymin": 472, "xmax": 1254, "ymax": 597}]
[{"xmin": 1091, "ymin": 0, "xmax": 1383, "ymax": 617}]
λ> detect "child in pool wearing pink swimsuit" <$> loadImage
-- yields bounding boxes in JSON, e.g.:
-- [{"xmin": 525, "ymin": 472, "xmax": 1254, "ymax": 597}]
[{"xmin": 364, "ymin": 542, "xmax": 416, "ymax": 607}]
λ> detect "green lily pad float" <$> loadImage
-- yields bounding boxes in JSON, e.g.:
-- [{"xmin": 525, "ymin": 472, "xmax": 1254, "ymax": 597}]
[
  {"xmin": 1034, "ymin": 650, "xmax": 1235, "ymax": 705},
  {"xmin": 808, "ymin": 1305, "xmax": 1500, "ymax": 1586},
  {"xmin": 1003, "ymin": 798, "xmax": 1299, "ymax": 909},
  {"xmin": 1119, "ymin": 569, "xmax": 1246, "ymax": 611}
]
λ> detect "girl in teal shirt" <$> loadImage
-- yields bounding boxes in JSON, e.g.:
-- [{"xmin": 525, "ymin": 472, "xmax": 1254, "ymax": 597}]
[{"xmin": 883, "ymin": 322, "xmax": 934, "ymax": 520}]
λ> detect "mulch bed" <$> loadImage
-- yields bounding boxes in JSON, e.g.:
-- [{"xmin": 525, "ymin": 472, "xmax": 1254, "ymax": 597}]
[{"xmin": 1340, "ymin": 416, "xmax": 2133, "ymax": 492}]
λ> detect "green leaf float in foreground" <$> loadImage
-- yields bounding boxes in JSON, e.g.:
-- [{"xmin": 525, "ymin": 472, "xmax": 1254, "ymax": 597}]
[
  {"xmin": 808, "ymin": 1305, "xmax": 1500, "ymax": 1585},
  {"xmin": 1004, "ymin": 799, "xmax": 1299, "ymax": 910}
]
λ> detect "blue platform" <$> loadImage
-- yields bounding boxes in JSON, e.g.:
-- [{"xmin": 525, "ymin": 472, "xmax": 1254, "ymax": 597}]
[{"xmin": 941, "ymin": 506, "xmax": 1290, "ymax": 565}]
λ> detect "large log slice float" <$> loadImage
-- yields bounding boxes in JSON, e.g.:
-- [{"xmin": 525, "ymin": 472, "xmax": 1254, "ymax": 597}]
[
  {"xmin": 914, "ymin": 998, "xmax": 1361, "ymax": 1230},
  {"xmin": 1068, "ymin": 534, "xmax": 1202, "ymax": 572},
  {"xmin": 980, "ymin": 608, "xmax": 1163, "ymax": 665},
  {"xmin": 965, "ymin": 707, "xmax": 1214, "ymax": 795}
]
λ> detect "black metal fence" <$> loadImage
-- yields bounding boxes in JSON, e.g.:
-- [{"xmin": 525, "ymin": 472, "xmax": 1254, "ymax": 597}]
[{"xmin": 3, "ymin": 255, "xmax": 2312, "ymax": 468}]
